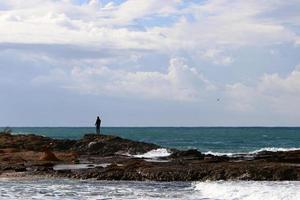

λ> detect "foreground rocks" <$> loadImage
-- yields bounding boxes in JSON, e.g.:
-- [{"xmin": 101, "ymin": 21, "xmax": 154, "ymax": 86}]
[{"xmin": 1, "ymin": 133, "xmax": 300, "ymax": 181}]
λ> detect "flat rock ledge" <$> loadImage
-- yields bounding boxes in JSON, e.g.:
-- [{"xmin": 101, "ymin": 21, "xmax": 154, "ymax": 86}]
[{"xmin": 1, "ymin": 133, "xmax": 300, "ymax": 181}]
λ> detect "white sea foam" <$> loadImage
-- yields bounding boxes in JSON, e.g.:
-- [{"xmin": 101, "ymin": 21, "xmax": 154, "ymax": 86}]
[
  {"xmin": 132, "ymin": 148, "xmax": 171, "ymax": 158},
  {"xmin": 193, "ymin": 181, "xmax": 300, "ymax": 200},
  {"xmin": 0, "ymin": 179, "xmax": 299, "ymax": 199},
  {"xmin": 204, "ymin": 147, "xmax": 300, "ymax": 157},
  {"xmin": 249, "ymin": 147, "xmax": 300, "ymax": 154},
  {"xmin": 203, "ymin": 151, "xmax": 237, "ymax": 157},
  {"xmin": 0, "ymin": 179, "xmax": 195, "ymax": 200},
  {"xmin": 131, "ymin": 147, "xmax": 300, "ymax": 158}
]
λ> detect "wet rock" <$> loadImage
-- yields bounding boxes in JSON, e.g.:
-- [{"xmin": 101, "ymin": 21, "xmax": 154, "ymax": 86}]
[
  {"xmin": 14, "ymin": 166, "xmax": 27, "ymax": 172},
  {"xmin": 204, "ymin": 155, "xmax": 230, "ymax": 162},
  {"xmin": 170, "ymin": 149, "xmax": 204, "ymax": 160},
  {"xmin": 73, "ymin": 134, "xmax": 159, "ymax": 156},
  {"xmin": 254, "ymin": 150, "xmax": 300, "ymax": 163},
  {"xmin": 2, "ymin": 133, "xmax": 300, "ymax": 181},
  {"xmin": 273, "ymin": 167, "xmax": 298, "ymax": 180}
]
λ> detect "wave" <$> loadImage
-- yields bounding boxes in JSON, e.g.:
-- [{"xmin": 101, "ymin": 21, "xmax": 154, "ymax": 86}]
[
  {"xmin": 132, "ymin": 148, "xmax": 171, "ymax": 158},
  {"xmin": 121, "ymin": 147, "xmax": 300, "ymax": 158},
  {"xmin": 204, "ymin": 147, "xmax": 300, "ymax": 157},
  {"xmin": 249, "ymin": 147, "xmax": 300, "ymax": 154},
  {"xmin": 193, "ymin": 181, "xmax": 300, "ymax": 200},
  {"xmin": 11, "ymin": 132, "xmax": 33, "ymax": 135},
  {"xmin": 203, "ymin": 151, "xmax": 238, "ymax": 157},
  {"xmin": 1, "ymin": 179, "xmax": 299, "ymax": 199},
  {"xmin": 130, "ymin": 147, "xmax": 300, "ymax": 159}
]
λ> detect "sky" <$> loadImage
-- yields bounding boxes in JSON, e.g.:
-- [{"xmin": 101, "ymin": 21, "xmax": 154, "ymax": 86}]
[{"xmin": 0, "ymin": 0, "xmax": 300, "ymax": 127}]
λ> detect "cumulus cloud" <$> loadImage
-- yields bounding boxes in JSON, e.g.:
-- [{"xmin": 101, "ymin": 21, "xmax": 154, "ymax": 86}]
[
  {"xmin": 1, "ymin": 0, "xmax": 300, "ymax": 125},
  {"xmin": 225, "ymin": 83, "xmax": 257, "ymax": 112},
  {"xmin": 0, "ymin": 0, "xmax": 180, "ymax": 49},
  {"xmin": 153, "ymin": 1, "xmax": 298, "ymax": 53},
  {"xmin": 226, "ymin": 66, "xmax": 300, "ymax": 115},
  {"xmin": 33, "ymin": 58, "xmax": 215, "ymax": 101},
  {"xmin": 107, "ymin": 0, "xmax": 180, "ymax": 25},
  {"xmin": 200, "ymin": 49, "xmax": 234, "ymax": 65},
  {"xmin": 0, "ymin": 0, "xmax": 298, "ymax": 53}
]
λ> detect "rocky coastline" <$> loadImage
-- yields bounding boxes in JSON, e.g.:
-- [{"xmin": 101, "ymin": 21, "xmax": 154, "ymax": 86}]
[{"xmin": 1, "ymin": 132, "xmax": 300, "ymax": 181}]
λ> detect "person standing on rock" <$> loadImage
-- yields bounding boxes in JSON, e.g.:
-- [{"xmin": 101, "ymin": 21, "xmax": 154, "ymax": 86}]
[{"xmin": 95, "ymin": 116, "xmax": 101, "ymax": 134}]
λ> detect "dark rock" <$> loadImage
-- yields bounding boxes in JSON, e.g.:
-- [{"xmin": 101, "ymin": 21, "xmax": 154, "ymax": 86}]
[
  {"xmin": 204, "ymin": 155, "xmax": 230, "ymax": 162},
  {"xmin": 170, "ymin": 149, "xmax": 204, "ymax": 160},
  {"xmin": 273, "ymin": 167, "xmax": 298, "ymax": 180},
  {"xmin": 254, "ymin": 150, "xmax": 300, "ymax": 163},
  {"xmin": 72, "ymin": 134, "xmax": 159, "ymax": 156},
  {"xmin": 2, "ymin": 133, "xmax": 300, "ymax": 181}
]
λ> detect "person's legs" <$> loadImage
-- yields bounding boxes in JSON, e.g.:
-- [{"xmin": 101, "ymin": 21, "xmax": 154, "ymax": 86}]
[{"xmin": 96, "ymin": 127, "xmax": 100, "ymax": 134}]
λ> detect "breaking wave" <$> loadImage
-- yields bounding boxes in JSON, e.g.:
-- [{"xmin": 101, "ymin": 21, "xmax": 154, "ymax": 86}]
[
  {"xmin": 204, "ymin": 147, "xmax": 300, "ymax": 157},
  {"xmin": 1, "ymin": 178, "xmax": 300, "ymax": 199},
  {"xmin": 193, "ymin": 181, "xmax": 300, "ymax": 200},
  {"xmin": 132, "ymin": 148, "xmax": 171, "ymax": 158}
]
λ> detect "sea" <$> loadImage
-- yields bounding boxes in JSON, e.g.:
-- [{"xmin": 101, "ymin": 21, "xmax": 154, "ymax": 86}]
[{"xmin": 1, "ymin": 127, "xmax": 300, "ymax": 200}]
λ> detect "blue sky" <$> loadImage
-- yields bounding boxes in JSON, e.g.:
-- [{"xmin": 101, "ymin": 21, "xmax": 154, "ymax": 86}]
[{"xmin": 0, "ymin": 0, "xmax": 300, "ymax": 126}]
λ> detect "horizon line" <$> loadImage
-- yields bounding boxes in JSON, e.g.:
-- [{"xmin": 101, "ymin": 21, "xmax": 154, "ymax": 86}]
[{"xmin": 2, "ymin": 126, "xmax": 300, "ymax": 128}]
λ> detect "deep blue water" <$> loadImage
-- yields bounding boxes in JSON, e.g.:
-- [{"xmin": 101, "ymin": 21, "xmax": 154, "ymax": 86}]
[{"xmin": 2, "ymin": 127, "xmax": 300, "ymax": 153}]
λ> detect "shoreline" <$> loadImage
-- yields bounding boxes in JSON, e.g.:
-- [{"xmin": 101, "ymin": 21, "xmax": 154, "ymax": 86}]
[{"xmin": 1, "ymin": 133, "xmax": 300, "ymax": 181}]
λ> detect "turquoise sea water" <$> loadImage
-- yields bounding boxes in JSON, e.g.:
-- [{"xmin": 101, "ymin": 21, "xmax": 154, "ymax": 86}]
[{"xmin": 3, "ymin": 127, "xmax": 300, "ymax": 154}]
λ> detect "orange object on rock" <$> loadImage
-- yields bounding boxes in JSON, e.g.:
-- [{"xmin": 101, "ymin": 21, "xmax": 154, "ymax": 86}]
[{"xmin": 39, "ymin": 150, "xmax": 60, "ymax": 161}]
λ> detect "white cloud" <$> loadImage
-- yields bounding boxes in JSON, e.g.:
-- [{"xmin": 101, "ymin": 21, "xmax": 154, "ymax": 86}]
[
  {"xmin": 1, "ymin": 0, "xmax": 300, "ymax": 126},
  {"xmin": 226, "ymin": 66, "xmax": 300, "ymax": 115},
  {"xmin": 153, "ymin": 1, "xmax": 297, "ymax": 52},
  {"xmin": 108, "ymin": 0, "xmax": 180, "ymax": 25},
  {"xmin": 88, "ymin": 0, "xmax": 102, "ymax": 7},
  {"xmin": 226, "ymin": 83, "xmax": 260, "ymax": 112},
  {"xmin": 200, "ymin": 49, "xmax": 234, "ymax": 65},
  {"xmin": 0, "ymin": 0, "xmax": 298, "ymax": 55},
  {"xmin": 33, "ymin": 58, "xmax": 215, "ymax": 101},
  {"xmin": 296, "ymin": 37, "xmax": 300, "ymax": 46}
]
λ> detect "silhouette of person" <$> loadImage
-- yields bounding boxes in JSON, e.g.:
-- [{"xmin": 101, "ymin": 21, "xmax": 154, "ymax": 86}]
[{"xmin": 95, "ymin": 116, "xmax": 101, "ymax": 134}]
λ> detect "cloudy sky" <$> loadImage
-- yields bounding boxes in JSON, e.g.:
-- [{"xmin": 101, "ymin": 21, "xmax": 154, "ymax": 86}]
[{"xmin": 0, "ymin": 0, "xmax": 300, "ymax": 126}]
